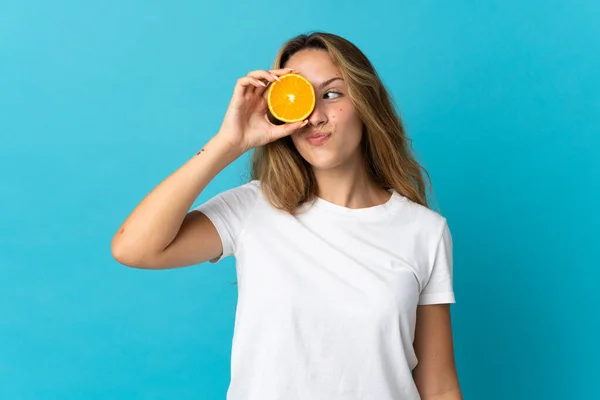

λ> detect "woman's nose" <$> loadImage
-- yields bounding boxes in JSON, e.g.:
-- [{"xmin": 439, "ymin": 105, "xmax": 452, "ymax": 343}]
[{"xmin": 307, "ymin": 102, "xmax": 327, "ymax": 128}]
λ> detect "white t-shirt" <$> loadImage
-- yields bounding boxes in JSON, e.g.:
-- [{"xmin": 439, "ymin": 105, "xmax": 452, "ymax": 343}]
[{"xmin": 194, "ymin": 180, "xmax": 455, "ymax": 400}]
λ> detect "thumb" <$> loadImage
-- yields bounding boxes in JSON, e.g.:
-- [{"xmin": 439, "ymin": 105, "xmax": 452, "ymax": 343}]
[{"xmin": 270, "ymin": 119, "xmax": 309, "ymax": 141}]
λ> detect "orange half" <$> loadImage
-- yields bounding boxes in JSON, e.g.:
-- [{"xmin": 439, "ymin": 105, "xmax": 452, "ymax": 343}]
[{"xmin": 267, "ymin": 73, "xmax": 316, "ymax": 123}]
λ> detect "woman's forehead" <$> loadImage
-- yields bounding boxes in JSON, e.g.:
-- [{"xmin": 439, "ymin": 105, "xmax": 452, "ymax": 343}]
[{"xmin": 285, "ymin": 49, "xmax": 341, "ymax": 86}]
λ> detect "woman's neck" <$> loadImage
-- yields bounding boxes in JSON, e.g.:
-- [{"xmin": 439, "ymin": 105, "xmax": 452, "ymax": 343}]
[{"xmin": 312, "ymin": 156, "xmax": 391, "ymax": 209}]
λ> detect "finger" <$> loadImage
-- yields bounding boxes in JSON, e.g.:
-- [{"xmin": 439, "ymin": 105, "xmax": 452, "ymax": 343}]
[
  {"xmin": 248, "ymin": 70, "xmax": 280, "ymax": 83},
  {"xmin": 246, "ymin": 68, "xmax": 295, "ymax": 88},
  {"xmin": 245, "ymin": 68, "xmax": 295, "ymax": 97},
  {"xmin": 254, "ymin": 82, "xmax": 269, "ymax": 97},
  {"xmin": 247, "ymin": 70, "xmax": 280, "ymax": 96},
  {"xmin": 268, "ymin": 67, "xmax": 296, "ymax": 76},
  {"xmin": 269, "ymin": 119, "xmax": 309, "ymax": 141},
  {"xmin": 233, "ymin": 76, "xmax": 267, "ymax": 98},
  {"xmin": 249, "ymin": 71, "xmax": 279, "ymax": 96}
]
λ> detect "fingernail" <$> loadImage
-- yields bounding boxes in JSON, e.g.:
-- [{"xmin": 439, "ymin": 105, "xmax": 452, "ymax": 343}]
[{"xmin": 272, "ymin": 74, "xmax": 280, "ymax": 82}]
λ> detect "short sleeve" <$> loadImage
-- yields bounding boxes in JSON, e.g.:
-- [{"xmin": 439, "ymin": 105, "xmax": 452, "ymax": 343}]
[
  {"xmin": 192, "ymin": 181, "xmax": 259, "ymax": 263},
  {"xmin": 418, "ymin": 219, "xmax": 455, "ymax": 305}
]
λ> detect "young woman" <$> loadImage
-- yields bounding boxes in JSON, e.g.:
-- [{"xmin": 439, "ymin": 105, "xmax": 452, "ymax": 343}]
[{"xmin": 111, "ymin": 32, "xmax": 463, "ymax": 400}]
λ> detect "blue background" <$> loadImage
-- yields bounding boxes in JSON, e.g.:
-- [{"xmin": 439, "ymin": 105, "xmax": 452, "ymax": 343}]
[{"xmin": 1, "ymin": 0, "xmax": 599, "ymax": 398}]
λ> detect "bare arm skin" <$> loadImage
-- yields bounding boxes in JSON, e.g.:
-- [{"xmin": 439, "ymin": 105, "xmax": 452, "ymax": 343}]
[
  {"xmin": 110, "ymin": 137, "xmax": 241, "ymax": 269},
  {"xmin": 110, "ymin": 68, "xmax": 307, "ymax": 269},
  {"xmin": 413, "ymin": 304, "xmax": 463, "ymax": 400}
]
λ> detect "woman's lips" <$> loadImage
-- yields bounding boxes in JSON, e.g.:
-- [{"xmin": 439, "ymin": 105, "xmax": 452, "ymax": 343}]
[{"xmin": 306, "ymin": 132, "xmax": 331, "ymax": 146}]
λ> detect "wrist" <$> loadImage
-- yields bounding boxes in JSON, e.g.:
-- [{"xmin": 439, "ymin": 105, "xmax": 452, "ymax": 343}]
[
  {"xmin": 213, "ymin": 131, "xmax": 248, "ymax": 157},
  {"xmin": 207, "ymin": 134, "xmax": 244, "ymax": 159}
]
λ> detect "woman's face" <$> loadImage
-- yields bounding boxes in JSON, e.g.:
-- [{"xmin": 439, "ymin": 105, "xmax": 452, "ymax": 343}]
[{"xmin": 284, "ymin": 49, "xmax": 364, "ymax": 172}]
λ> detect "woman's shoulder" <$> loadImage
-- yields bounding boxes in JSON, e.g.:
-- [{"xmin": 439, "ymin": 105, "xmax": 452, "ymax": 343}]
[
  {"xmin": 214, "ymin": 179, "xmax": 262, "ymax": 203},
  {"xmin": 394, "ymin": 191, "xmax": 448, "ymax": 233},
  {"xmin": 227, "ymin": 179, "xmax": 261, "ymax": 193},
  {"xmin": 194, "ymin": 179, "xmax": 262, "ymax": 212}
]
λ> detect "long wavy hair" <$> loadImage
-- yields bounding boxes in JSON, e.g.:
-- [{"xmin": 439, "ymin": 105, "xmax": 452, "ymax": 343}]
[{"xmin": 250, "ymin": 31, "xmax": 435, "ymax": 214}]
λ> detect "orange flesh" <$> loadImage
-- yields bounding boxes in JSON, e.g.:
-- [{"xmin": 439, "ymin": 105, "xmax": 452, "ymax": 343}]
[{"xmin": 267, "ymin": 73, "xmax": 316, "ymax": 123}]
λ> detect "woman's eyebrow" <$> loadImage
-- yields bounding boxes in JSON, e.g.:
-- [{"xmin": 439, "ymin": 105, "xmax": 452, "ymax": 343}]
[{"xmin": 318, "ymin": 77, "xmax": 344, "ymax": 89}]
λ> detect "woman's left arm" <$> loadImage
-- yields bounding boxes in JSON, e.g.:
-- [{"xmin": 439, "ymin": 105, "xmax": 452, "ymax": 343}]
[{"xmin": 412, "ymin": 304, "xmax": 463, "ymax": 400}]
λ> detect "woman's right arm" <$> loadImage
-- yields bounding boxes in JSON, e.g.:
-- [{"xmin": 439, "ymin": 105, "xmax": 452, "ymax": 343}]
[
  {"xmin": 111, "ymin": 68, "xmax": 306, "ymax": 269},
  {"xmin": 110, "ymin": 135, "xmax": 241, "ymax": 269}
]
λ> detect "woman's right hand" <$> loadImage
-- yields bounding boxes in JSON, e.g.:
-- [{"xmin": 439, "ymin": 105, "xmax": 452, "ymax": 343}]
[{"xmin": 215, "ymin": 68, "xmax": 309, "ymax": 154}]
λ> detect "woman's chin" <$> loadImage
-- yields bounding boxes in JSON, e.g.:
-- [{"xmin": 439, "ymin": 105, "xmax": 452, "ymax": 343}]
[{"xmin": 304, "ymin": 157, "xmax": 342, "ymax": 171}]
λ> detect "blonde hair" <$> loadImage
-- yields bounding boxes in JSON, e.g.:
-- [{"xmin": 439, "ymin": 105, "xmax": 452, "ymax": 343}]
[{"xmin": 250, "ymin": 31, "xmax": 435, "ymax": 214}]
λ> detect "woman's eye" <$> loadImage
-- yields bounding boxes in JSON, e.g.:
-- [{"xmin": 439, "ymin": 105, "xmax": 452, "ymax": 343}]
[{"xmin": 324, "ymin": 91, "xmax": 341, "ymax": 99}]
